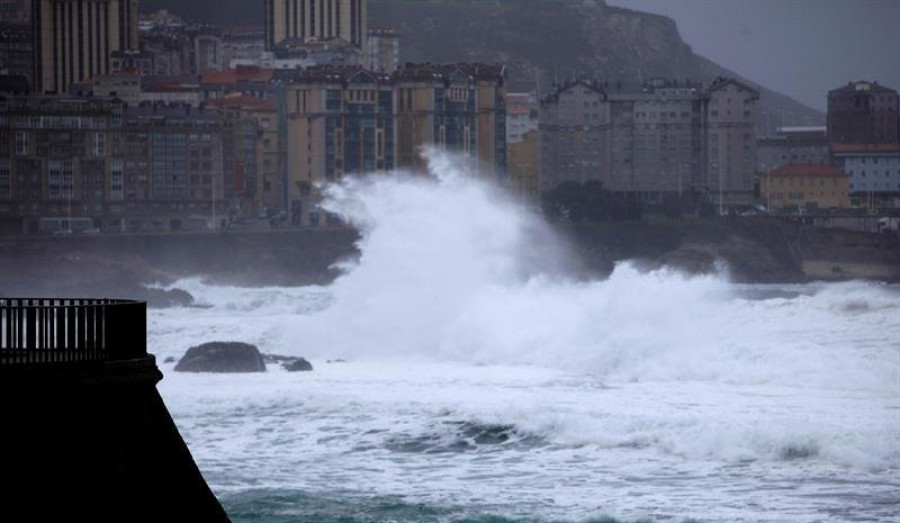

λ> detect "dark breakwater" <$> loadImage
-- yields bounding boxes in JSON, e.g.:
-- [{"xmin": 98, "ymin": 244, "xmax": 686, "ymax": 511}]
[{"xmin": 0, "ymin": 219, "xmax": 897, "ymax": 304}]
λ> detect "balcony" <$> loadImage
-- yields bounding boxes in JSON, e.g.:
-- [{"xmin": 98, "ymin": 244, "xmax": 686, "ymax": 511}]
[{"xmin": 0, "ymin": 298, "xmax": 146, "ymax": 365}]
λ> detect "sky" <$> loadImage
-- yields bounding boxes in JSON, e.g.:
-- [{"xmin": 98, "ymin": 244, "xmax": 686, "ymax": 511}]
[{"xmin": 608, "ymin": 0, "xmax": 900, "ymax": 111}]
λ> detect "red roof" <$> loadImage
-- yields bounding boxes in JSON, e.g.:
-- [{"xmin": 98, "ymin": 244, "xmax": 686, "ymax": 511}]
[
  {"xmin": 202, "ymin": 67, "xmax": 274, "ymax": 85},
  {"xmin": 767, "ymin": 164, "xmax": 849, "ymax": 178},
  {"xmin": 831, "ymin": 143, "xmax": 900, "ymax": 153}
]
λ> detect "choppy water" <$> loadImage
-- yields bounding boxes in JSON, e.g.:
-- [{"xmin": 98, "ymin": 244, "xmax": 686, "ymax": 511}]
[{"xmin": 151, "ymin": 153, "xmax": 900, "ymax": 522}]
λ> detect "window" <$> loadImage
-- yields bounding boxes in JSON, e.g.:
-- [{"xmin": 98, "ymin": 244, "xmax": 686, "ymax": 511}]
[
  {"xmin": 15, "ymin": 131, "xmax": 27, "ymax": 155},
  {"xmin": 111, "ymin": 161, "xmax": 123, "ymax": 200},
  {"xmin": 0, "ymin": 160, "xmax": 9, "ymax": 199},
  {"xmin": 94, "ymin": 132, "xmax": 106, "ymax": 157},
  {"xmin": 48, "ymin": 161, "xmax": 61, "ymax": 199}
]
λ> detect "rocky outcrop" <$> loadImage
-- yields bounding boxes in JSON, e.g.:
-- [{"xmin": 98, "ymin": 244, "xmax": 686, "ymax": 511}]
[
  {"xmin": 175, "ymin": 342, "xmax": 266, "ymax": 373},
  {"xmin": 283, "ymin": 358, "xmax": 314, "ymax": 372}
]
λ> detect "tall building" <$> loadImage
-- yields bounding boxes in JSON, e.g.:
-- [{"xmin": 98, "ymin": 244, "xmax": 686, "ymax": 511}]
[
  {"xmin": 539, "ymin": 76, "xmax": 758, "ymax": 207},
  {"xmin": 827, "ymin": 81, "xmax": 899, "ymax": 145},
  {"xmin": 701, "ymin": 77, "xmax": 759, "ymax": 206},
  {"xmin": 0, "ymin": 95, "xmax": 126, "ymax": 233},
  {"xmin": 209, "ymin": 94, "xmax": 282, "ymax": 217},
  {"xmin": 283, "ymin": 66, "xmax": 395, "ymax": 226},
  {"xmin": 32, "ymin": 0, "xmax": 139, "ymax": 94},
  {"xmin": 366, "ymin": 27, "xmax": 398, "ymax": 73},
  {"xmin": 607, "ymin": 79, "xmax": 704, "ymax": 199},
  {"xmin": 505, "ymin": 92, "xmax": 539, "ymax": 200},
  {"xmin": 394, "ymin": 62, "xmax": 506, "ymax": 181},
  {"xmin": 539, "ymin": 79, "xmax": 610, "ymax": 192},
  {"xmin": 264, "ymin": 0, "xmax": 367, "ymax": 52},
  {"xmin": 279, "ymin": 63, "xmax": 505, "ymax": 227},
  {"xmin": 0, "ymin": 95, "xmax": 256, "ymax": 233}
]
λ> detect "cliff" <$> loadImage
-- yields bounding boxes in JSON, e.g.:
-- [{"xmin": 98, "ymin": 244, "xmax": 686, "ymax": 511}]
[{"xmin": 141, "ymin": 0, "xmax": 824, "ymax": 133}]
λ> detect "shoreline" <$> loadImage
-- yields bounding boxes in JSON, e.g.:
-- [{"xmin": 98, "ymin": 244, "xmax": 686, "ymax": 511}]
[{"xmin": 1, "ymin": 218, "xmax": 898, "ymax": 305}]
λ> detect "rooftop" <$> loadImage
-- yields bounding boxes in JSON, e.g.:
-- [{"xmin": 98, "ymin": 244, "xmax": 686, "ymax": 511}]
[
  {"xmin": 767, "ymin": 164, "xmax": 849, "ymax": 178},
  {"xmin": 831, "ymin": 143, "xmax": 900, "ymax": 154},
  {"xmin": 829, "ymin": 80, "xmax": 898, "ymax": 95},
  {"xmin": 202, "ymin": 66, "xmax": 274, "ymax": 85}
]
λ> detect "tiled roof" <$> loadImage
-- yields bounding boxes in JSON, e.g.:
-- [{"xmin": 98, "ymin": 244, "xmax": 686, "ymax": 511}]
[
  {"xmin": 831, "ymin": 143, "xmax": 900, "ymax": 154},
  {"xmin": 202, "ymin": 67, "xmax": 274, "ymax": 84}
]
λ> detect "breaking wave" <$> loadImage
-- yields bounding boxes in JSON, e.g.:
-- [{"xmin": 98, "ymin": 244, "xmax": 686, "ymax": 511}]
[{"xmin": 272, "ymin": 151, "xmax": 899, "ymax": 390}]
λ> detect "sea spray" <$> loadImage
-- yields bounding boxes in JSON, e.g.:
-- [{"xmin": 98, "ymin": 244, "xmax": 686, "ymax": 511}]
[
  {"xmin": 280, "ymin": 152, "xmax": 897, "ymax": 390},
  {"xmin": 149, "ymin": 152, "xmax": 900, "ymax": 522}
]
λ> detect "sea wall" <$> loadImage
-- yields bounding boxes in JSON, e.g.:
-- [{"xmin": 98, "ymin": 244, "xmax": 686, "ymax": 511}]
[
  {"xmin": 0, "ymin": 356, "xmax": 230, "ymax": 520},
  {"xmin": 1, "ymin": 219, "xmax": 898, "ymax": 303}
]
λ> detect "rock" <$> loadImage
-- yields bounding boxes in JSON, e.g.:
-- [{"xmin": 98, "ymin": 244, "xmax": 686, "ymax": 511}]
[
  {"xmin": 163, "ymin": 356, "xmax": 176, "ymax": 363},
  {"xmin": 144, "ymin": 287, "xmax": 195, "ymax": 309},
  {"xmin": 283, "ymin": 358, "xmax": 313, "ymax": 372},
  {"xmin": 174, "ymin": 342, "xmax": 266, "ymax": 373},
  {"xmin": 326, "ymin": 359, "xmax": 347, "ymax": 364}
]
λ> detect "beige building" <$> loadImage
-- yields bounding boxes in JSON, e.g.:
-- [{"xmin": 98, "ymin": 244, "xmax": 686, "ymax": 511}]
[
  {"xmin": 284, "ymin": 67, "xmax": 394, "ymax": 226},
  {"xmin": 761, "ymin": 164, "xmax": 850, "ymax": 211},
  {"xmin": 505, "ymin": 92, "xmax": 539, "ymax": 200},
  {"xmin": 702, "ymin": 77, "xmax": 759, "ymax": 206},
  {"xmin": 506, "ymin": 129, "xmax": 539, "ymax": 200},
  {"xmin": 264, "ymin": 0, "xmax": 367, "ymax": 51},
  {"xmin": 281, "ymin": 63, "xmax": 506, "ymax": 226},
  {"xmin": 33, "ymin": 0, "xmax": 139, "ymax": 94},
  {"xmin": 395, "ymin": 63, "xmax": 506, "ymax": 181}
]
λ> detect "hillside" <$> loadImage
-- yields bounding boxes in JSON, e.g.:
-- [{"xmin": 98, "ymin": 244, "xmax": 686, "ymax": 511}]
[{"xmin": 140, "ymin": 0, "xmax": 823, "ymax": 134}]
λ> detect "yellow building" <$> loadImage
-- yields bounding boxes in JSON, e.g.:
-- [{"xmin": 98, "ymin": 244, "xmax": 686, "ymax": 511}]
[
  {"xmin": 284, "ymin": 67, "xmax": 395, "ymax": 226},
  {"xmin": 395, "ymin": 63, "xmax": 506, "ymax": 181},
  {"xmin": 34, "ymin": 0, "xmax": 139, "ymax": 94},
  {"xmin": 506, "ymin": 129, "xmax": 539, "ymax": 200},
  {"xmin": 762, "ymin": 163, "xmax": 850, "ymax": 210},
  {"xmin": 264, "ymin": 0, "xmax": 367, "ymax": 51}
]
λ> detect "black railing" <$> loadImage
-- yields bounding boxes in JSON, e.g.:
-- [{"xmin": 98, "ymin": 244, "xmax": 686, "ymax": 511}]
[{"xmin": 0, "ymin": 299, "xmax": 147, "ymax": 365}]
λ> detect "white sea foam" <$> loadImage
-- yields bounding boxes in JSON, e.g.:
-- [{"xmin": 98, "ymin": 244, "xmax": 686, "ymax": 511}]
[
  {"xmin": 253, "ymin": 151, "xmax": 900, "ymax": 390},
  {"xmin": 151, "ymin": 152, "xmax": 900, "ymax": 522}
]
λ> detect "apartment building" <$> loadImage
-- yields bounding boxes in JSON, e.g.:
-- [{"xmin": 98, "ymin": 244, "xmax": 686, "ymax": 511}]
[{"xmin": 32, "ymin": 0, "xmax": 139, "ymax": 94}]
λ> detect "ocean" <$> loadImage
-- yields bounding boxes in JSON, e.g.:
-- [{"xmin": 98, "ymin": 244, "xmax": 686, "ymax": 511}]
[{"xmin": 150, "ymin": 153, "xmax": 899, "ymax": 522}]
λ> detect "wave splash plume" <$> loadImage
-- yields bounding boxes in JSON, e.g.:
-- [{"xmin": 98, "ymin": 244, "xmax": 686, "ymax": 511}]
[{"xmin": 282, "ymin": 151, "xmax": 897, "ymax": 390}]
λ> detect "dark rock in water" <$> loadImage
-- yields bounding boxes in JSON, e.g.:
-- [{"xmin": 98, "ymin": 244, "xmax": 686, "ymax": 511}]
[
  {"xmin": 327, "ymin": 359, "xmax": 347, "ymax": 364},
  {"xmin": 175, "ymin": 342, "xmax": 266, "ymax": 373},
  {"xmin": 163, "ymin": 356, "xmax": 176, "ymax": 364},
  {"xmin": 145, "ymin": 287, "xmax": 195, "ymax": 309},
  {"xmin": 283, "ymin": 358, "xmax": 313, "ymax": 372}
]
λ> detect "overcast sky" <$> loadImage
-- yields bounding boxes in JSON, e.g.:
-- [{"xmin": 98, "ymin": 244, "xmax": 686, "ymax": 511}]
[{"xmin": 608, "ymin": 0, "xmax": 900, "ymax": 111}]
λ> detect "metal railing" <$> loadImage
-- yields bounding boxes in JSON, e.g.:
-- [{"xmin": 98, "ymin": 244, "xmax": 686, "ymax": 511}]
[{"xmin": 0, "ymin": 299, "xmax": 146, "ymax": 365}]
